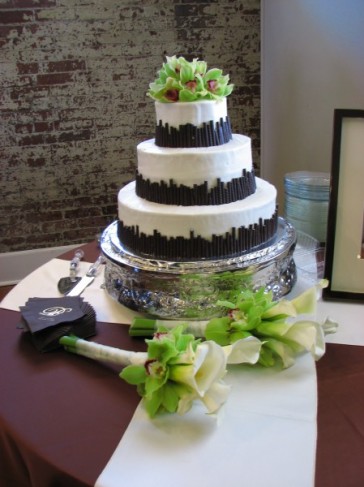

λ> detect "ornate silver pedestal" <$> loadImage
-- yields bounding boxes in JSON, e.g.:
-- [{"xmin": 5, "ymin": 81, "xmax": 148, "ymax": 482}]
[{"xmin": 100, "ymin": 219, "xmax": 297, "ymax": 320}]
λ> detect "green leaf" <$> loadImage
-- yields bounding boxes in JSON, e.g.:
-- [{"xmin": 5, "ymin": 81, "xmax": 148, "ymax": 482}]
[
  {"xmin": 204, "ymin": 68, "xmax": 223, "ymax": 81},
  {"xmin": 146, "ymin": 338, "xmax": 177, "ymax": 363},
  {"xmin": 216, "ymin": 299, "xmax": 236, "ymax": 309},
  {"xmin": 263, "ymin": 338, "xmax": 295, "ymax": 369},
  {"xmin": 164, "ymin": 63, "xmax": 178, "ymax": 79},
  {"xmin": 256, "ymin": 319, "xmax": 292, "ymax": 337},
  {"xmin": 120, "ymin": 365, "xmax": 146, "ymax": 385},
  {"xmin": 195, "ymin": 60, "xmax": 207, "ymax": 75},
  {"xmin": 290, "ymin": 286, "xmax": 317, "ymax": 315},
  {"xmin": 204, "ymin": 317, "xmax": 231, "ymax": 345},
  {"xmin": 175, "ymin": 331, "xmax": 196, "ymax": 352},
  {"xmin": 262, "ymin": 300, "xmax": 297, "ymax": 319},
  {"xmin": 161, "ymin": 383, "xmax": 180, "ymax": 413},
  {"xmin": 145, "ymin": 390, "xmax": 164, "ymax": 417},
  {"xmin": 145, "ymin": 374, "xmax": 168, "ymax": 397},
  {"xmin": 230, "ymin": 330, "xmax": 252, "ymax": 342},
  {"xmin": 179, "ymin": 89, "xmax": 198, "ymax": 102},
  {"xmin": 180, "ymin": 64, "xmax": 194, "ymax": 83},
  {"xmin": 223, "ymin": 84, "xmax": 234, "ymax": 97},
  {"xmin": 258, "ymin": 346, "xmax": 276, "ymax": 367}
]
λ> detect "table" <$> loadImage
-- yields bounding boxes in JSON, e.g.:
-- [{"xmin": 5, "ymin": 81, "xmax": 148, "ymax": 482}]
[{"xmin": 1, "ymin": 241, "xmax": 364, "ymax": 487}]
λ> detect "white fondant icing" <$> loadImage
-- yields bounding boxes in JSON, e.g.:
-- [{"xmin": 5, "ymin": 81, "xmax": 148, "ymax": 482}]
[
  {"xmin": 118, "ymin": 178, "xmax": 277, "ymax": 240},
  {"xmin": 137, "ymin": 134, "xmax": 253, "ymax": 187},
  {"xmin": 155, "ymin": 99, "xmax": 227, "ymax": 128}
]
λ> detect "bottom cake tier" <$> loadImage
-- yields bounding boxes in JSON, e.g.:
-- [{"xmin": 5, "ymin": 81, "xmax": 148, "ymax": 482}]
[{"xmin": 100, "ymin": 218, "xmax": 297, "ymax": 320}]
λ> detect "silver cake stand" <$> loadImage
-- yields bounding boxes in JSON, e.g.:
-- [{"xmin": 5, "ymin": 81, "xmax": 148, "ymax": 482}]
[{"xmin": 100, "ymin": 218, "xmax": 297, "ymax": 320}]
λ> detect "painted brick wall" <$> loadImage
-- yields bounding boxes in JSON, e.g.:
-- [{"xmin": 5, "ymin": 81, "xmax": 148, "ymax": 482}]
[{"xmin": 0, "ymin": 0, "xmax": 261, "ymax": 252}]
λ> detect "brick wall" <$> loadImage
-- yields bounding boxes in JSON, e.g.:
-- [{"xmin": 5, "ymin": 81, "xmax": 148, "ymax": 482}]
[{"xmin": 0, "ymin": 0, "xmax": 261, "ymax": 252}]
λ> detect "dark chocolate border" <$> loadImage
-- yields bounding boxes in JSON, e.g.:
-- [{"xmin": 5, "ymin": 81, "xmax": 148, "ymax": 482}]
[
  {"xmin": 117, "ymin": 209, "xmax": 278, "ymax": 261},
  {"xmin": 135, "ymin": 169, "xmax": 256, "ymax": 206},
  {"xmin": 155, "ymin": 117, "xmax": 232, "ymax": 148}
]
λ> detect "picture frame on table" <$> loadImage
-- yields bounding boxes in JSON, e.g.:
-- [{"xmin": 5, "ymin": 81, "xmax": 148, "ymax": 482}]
[{"xmin": 323, "ymin": 108, "xmax": 364, "ymax": 302}]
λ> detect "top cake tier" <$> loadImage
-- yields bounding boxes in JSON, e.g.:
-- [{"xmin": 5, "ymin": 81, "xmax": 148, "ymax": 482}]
[
  {"xmin": 155, "ymin": 99, "xmax": 232, "ymax": 148},
  {"xmin": 148, "ymin": 55, "xmax": 234, "ymax": 148}
]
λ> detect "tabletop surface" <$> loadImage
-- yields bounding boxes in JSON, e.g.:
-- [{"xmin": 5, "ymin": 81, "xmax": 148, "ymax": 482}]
[{"xmin": 1, "ymin": 241, "xmax": 364, "ymax": 487}]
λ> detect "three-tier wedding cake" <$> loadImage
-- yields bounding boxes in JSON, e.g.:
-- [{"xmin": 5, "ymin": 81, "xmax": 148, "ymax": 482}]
[
  {"xmin": 101, "ymin": 56, "xmax": 296, "ymax": 319},
  {"xmin": 116, "ymin": 56, "xmax": 278, "ymax": 261}
]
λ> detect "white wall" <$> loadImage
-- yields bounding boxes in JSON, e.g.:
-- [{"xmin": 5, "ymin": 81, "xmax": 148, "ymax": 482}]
[
  {"xmin": 0, "ymin": 244, "xmax": 82, "ymax": 286},
  {"xmin": 261, "ymin": 0, "xmax": 364, "ymax": 210}
]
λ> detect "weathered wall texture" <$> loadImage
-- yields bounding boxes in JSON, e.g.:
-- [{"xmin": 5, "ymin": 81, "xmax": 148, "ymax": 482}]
[{"xmin": 0, "ymin": 0, "xmax": 261, "ymax": 252}]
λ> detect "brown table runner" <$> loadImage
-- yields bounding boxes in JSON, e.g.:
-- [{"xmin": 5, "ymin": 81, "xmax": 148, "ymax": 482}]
[
  {"xmin": 0, "ymin": 308, "xmax": 146, "ymax": 487},
  {"xmin": 315, "ymin": 342, "xmax": 364, "ymax": 486}
]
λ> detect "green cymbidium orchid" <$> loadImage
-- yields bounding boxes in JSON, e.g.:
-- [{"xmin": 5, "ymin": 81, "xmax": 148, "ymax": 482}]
[
  {"xmin": 60, "ymin": 328, "xmax": 223, "ymax": 417},
  {"xmin": 206, "ymin": 280, "xmax": 338, "ymax": 368},
  {"xmin": 147, "ymin": 55, "xmax": 234, "ymax": 102},
  {"xmin": 120, "ymin": 326, "xmax": 231, "ymax": 417}
]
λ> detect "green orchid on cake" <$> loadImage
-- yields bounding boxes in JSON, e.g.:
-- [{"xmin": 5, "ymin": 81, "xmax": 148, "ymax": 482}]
[{"xmin": 147, "ymin": 55, "xmax": 234, "ymax": 102}]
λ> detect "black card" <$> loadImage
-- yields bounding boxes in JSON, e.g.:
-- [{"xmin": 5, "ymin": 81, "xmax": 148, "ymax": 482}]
[
  {"xmin": 20, "ymin": 297, "xmax": 87, "ymax": 333},
  {"xmin": 19, "ymin": 296, "xmax": 97, "ymax": 352}
]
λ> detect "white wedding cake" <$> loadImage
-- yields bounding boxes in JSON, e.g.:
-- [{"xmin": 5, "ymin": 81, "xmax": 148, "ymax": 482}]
[{"xmin": 117, "ymin": 56, "xmax": 277, "ymax": 261}]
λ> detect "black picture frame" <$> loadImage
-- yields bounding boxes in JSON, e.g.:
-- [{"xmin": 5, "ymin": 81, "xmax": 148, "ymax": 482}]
[{"xmin": 323, "ymin": 108, "xmax": 364, "ymax": 302}]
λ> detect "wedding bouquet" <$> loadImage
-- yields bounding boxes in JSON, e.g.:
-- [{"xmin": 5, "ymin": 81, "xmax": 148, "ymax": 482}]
[
  {"xmin": 130, "ymin": 280, "xmax": 337, "ymax": 369},
  {"xmin": 60, "ymin": 325, "xmax": 261, "ymax": 418},
  {"xmin": 60, "ymin": 281, "xmax": 337, "ymax": 418}
]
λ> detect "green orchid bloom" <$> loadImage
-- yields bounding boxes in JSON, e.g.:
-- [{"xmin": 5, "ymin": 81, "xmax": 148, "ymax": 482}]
[
  {"xmin": 147, "ymin": 55, "xmax": 234, "ymax": 102},
  {"xmin": 60, "ymin": 327, "xmax": 232, "ymax": 418},
  {"xmin": 206, "ymin": 280, "xmax": 338, "ymax": 368},
  {"xmin": 120, "ymin": 325, "xmax": 231, "ymax": 417}
]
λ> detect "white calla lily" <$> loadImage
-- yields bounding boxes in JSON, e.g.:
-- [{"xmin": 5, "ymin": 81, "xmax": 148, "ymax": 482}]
[
  {"xmin": 168, "ymin": 340, "xmax": 229, "ymax": 414},
  {"xmin": 169, "ymin": 341, "xmax": 227, "ymax": 397},
  {"xmin": 223, "ymin": 336, "xmax": 262, "ymax": 364},
  {"xmin": 263, "ymin": 338, "xmax": 296, "ymax": 369},
  {"xmin": 200, "ymin": 380, "xmax": 231, "ymax": 414}
]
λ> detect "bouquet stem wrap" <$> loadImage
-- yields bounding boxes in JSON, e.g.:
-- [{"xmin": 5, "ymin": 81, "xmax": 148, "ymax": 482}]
[{"xmin": 60, "ymin": 335, "xmax": 147, "ymax": 366}]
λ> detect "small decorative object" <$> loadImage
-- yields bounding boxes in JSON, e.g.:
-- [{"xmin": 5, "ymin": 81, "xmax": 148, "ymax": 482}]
[
  {"xmin": 323, "ymin": 109, "xmax": 364, "ymax": 301},
  {"xmin": 57, "ymin": 248, "xmax": 84, "ymax": 294},
  {"xmin": 66, "ymin": 254, "xmax": 105, "ymax": 296},
  {"xmin": 147, "ymin": 55, "xmax": 234, "ymax": 102},
  {"xmin": 284, "ymin": 171, "xmax": 330, "ymax": 244}
]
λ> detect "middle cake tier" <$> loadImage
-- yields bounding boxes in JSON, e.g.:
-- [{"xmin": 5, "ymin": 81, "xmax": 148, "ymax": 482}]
[{"xmin": 136, "ymin": 133, "xmax": 255, "ymax": 206}]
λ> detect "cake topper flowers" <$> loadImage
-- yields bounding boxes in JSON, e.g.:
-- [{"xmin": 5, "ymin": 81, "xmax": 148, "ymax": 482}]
[{"xmin": 147, "ymin": 55, "xmax": 234, "ymax": 102}]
